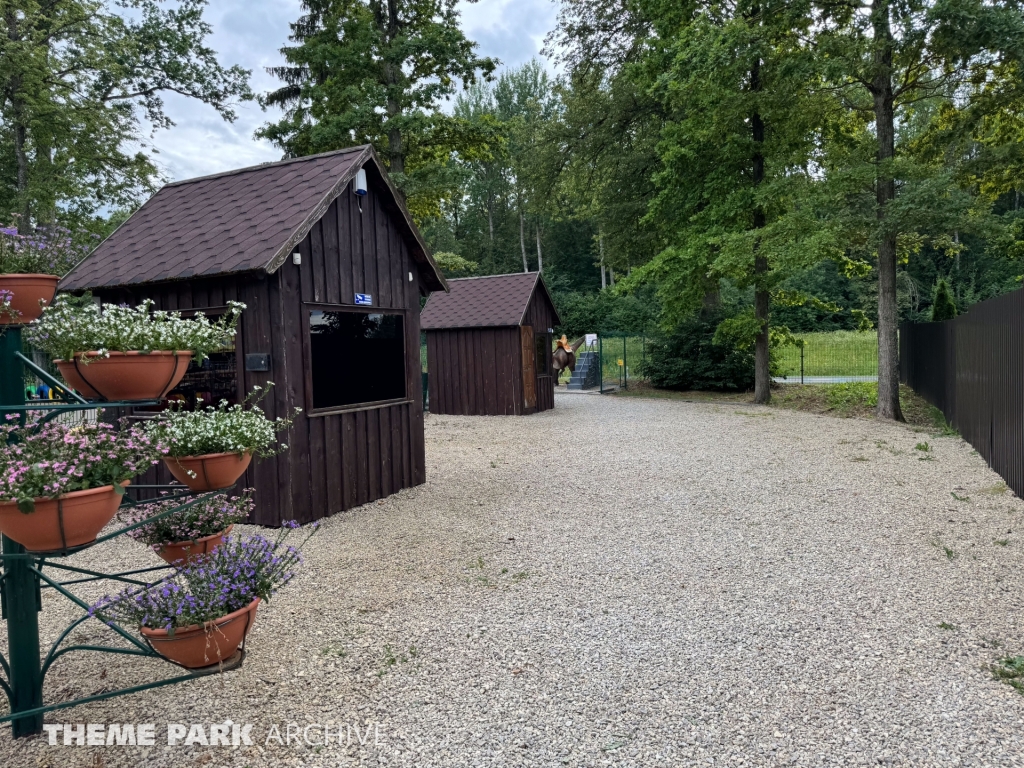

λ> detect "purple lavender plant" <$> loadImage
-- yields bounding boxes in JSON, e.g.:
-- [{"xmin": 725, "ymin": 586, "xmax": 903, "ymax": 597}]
[
  {"xmin": 0, "ymin": 219, "xmax": 90, "ymax": 276},
  {"xmin": 91, "ymin": 524, "xmax": 320, "ymax": 632}
]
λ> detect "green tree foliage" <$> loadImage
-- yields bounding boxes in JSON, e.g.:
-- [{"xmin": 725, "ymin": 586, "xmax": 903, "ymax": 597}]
[
  {"xmin": 811, "ymin": 0, "xmax": 1024, "ymax": 419},
  {"xmin": 931, "ymin": 279, "xmax": 957, "ymax": 321},
  {"xmin": 257, "ymin": 0, "xmax": 497, "ymax": 219},
  {"xmin": 550, "ymin": 285, "xmax": 659, "ymax": 338},
  {"xmin": 627, "ymin": 0, "xmax": 840, "ymax": 403},
  {"xmin": 0, "ymin": 0, "xmax": 252, "ymax": 226},
  {"xmin": 432, "ymin": 251, "xmax": 477, "ymax": 277}
]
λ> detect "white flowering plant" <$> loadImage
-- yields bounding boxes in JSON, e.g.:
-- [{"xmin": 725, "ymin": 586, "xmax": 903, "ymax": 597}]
[
  {"xmin": 147, "ymin": 385, "xmax": 299, "ymax": 459},
  {"xmin": 26, "ymin": 297, "xmax": 244, "ymax": 363}
]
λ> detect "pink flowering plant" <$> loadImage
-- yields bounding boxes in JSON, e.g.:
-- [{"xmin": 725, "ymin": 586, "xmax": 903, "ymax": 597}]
[
  {"xmin": 118, "ymin": 489, "xmax": 254, "ymax": 546},
  {"xmin": 91, "ymin": 523, "xmax": 319, "ymax": 633},
  {"xmin": 0, "ymin": 415, "xmax": 167, "ymax": 513}
]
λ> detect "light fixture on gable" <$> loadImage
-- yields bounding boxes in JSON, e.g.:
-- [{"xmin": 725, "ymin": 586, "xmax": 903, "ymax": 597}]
[{"xmin": 353, "ymin": 167, "xmax": 367, "ymax": 213}]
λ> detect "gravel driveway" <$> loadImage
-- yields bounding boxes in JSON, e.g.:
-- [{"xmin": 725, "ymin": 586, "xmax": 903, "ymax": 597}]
[{"xmin": 4, "ymin": 393, "xmax": 1024, "ymax": 767}]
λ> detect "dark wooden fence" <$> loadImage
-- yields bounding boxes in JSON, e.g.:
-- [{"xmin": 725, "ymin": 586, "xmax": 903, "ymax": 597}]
[{"xmin": 900, "ymin": 287, "xmax": 1024, "ymax": 497}]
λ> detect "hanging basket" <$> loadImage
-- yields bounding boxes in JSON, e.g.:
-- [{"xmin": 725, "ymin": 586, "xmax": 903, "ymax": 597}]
[
  {"xmin": 0, "ymin": 482, "xmax": 127, "ymax": 552},
  {"xmin": 153, "ymin": 525, "xmax": 234, "ymax": 566},
  {"xmin": 142, "ymin": 597, "xmax": 260, "ymax": 669},
  {"xmin": 0, "ymin": 274, "xmax": 59, "ymax": 325},
  {"xmin": 164, "ymin": 452, "xmax": 252, "ymax": 492},
  {"xmin": 55, "ymin": 351, "xmax": 192, "ymax": 401}
]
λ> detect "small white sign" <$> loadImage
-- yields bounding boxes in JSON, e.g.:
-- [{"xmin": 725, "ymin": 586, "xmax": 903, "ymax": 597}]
[
  {"xmin": 354, "ymin": 293, "xmax": 372, "ymax": 306},
  {"xmin": 585, "ymin": 333, "xmax": 598, "ymax": 346}
]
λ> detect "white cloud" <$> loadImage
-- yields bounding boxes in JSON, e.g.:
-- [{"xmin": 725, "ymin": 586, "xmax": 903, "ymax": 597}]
[{"xmin": 147, "ymin": 0, "xmax": 558, "ymax": 183}]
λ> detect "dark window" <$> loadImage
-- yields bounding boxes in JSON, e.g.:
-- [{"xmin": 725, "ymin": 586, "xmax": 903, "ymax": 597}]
[
  {"xmin": 535, "ymin": 332, "xmax": 552, "ymax": 375},
  {"xmin": 309, "ymin": 310, "xmax": 406, "ymax": 409},
  {"xmin": 164, "ymin": 309, "xmax": 238, "ymax": 410}
]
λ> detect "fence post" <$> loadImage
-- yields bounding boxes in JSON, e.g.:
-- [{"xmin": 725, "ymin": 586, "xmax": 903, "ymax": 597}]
[
  {"xmin": 599, "ymin": 336, "xmax": 604, "ymax": 394},
  {"xmin": 1, "ymin": 327, "xmax": 45, "ymax": 737},
  {"xmin": 800, "ymin": 344, "xmax": 804, "ymax": 385},
  {"xmin": 623, "ymin": 335, "xmax": 628, "ymax": 390}
]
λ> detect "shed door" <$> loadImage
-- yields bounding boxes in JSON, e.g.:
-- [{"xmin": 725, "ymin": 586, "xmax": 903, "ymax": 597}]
[{"xmin": 521, "ymin": 326, "xmax": 537, "ymax": 410}]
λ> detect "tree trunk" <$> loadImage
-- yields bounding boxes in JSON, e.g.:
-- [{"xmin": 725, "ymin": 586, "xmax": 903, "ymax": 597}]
[
  {"xmin": 751, "ymin": 57, "xmax": 770, "ymax": 405},
  {"xmin": 609, "ymin": 267, "xmax": 615, "ymax": 286},
  {"xmin": 383, "ymin": 3, "xmax": 404, "ymax": 178},
  {"xmin": 871, "ymin": 0, "xmax": 904, "ymax": 421},
  {"xmin": 519, "ymin": 212, "xmax": 528, "ymax": 272},
  {"xmin": 536, "ymin": 227, "xmax": 543, "ymax": 273},
  {"xmin": 600, "ymin": 233, "xmax": 606, "ymax": 289},
  {"xmin": 5, "ymin": 9, "xmax": 30, "ymax": 223}
]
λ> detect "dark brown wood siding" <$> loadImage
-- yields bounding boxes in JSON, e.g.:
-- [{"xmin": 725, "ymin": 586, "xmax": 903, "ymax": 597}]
[
  {"xmin": 95, "ymin": 178, "xmax": 428, "ymax": 525},
  {"xmin": 524, "ymin": 277, "xmax": 557, "ymax": 414},
  {"xmin": 423, "ymin": 273, "xmax": 560, "ymax": 417},
  {"xmin": 426, "ymin": 327, "xmax": 524, "ymax": 416}
]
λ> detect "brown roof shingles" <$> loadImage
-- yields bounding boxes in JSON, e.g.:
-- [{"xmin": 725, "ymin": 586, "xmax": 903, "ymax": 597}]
[
  {"xmin": 420, "ymin": 273, "xmax": 552, "ymax": 329},
  {"xmin": 61, "ymin": 148, "xmax": 366, "ymax": 290}
]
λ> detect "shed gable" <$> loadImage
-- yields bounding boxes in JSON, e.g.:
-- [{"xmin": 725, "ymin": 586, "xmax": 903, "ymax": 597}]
[{"xmin": 60, "ymin": 146, "xmax": 446, "ymax": 293}]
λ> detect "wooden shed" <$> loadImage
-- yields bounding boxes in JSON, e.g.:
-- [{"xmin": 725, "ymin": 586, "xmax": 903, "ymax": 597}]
[
  {"xmin": 59, "ymin": 146, "xmax": 447, "ymax": 525},
  {"xmin": 421, "ymin": 273, "xmax": 560, "ymax": 416}
]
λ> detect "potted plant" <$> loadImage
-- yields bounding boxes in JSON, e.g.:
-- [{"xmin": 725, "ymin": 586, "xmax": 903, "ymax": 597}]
[
  {"xmin": 0, "ymin": 415, "xmax": 166, "ymax": 551},
  {"xmin": 0, "ymin": 221, "xmax": 87, "ymax": 324},
  {"xmin": 26, "ymin": 298, "xmax": 243, "ymax": 401},
  {"xmin": 91, "ymin": 523, "xmax": 318, "ymax": 669},
  {"xmin": 119, "ymin": 489, "xmax": 255, "ymax": 565},
  {"xmin": 148, "ymin": 385, "xmax": 298, "ymax": 491}
]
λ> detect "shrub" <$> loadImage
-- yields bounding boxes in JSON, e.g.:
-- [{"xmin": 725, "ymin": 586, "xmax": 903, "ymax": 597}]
[
  {"xmin": 824, "ymin": 382, "xmax": 878, "ymax": 410},
  {"xmin": 637, "ymin": 311, "xmax": 755, "ymax": 391},
  {"xmin": 931, "ymin": 279, "xmax": 957, "ymax": 321}
]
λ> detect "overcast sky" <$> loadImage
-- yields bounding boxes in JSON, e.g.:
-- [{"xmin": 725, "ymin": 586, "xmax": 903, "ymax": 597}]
[{"xmin": 147, "ymin": 0, "xmax": 558, "ymax": 183}]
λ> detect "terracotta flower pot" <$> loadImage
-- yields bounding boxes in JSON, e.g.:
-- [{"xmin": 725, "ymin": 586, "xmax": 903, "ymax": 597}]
[
  {"xmin": 0, "ymin": 274, "xmax": 59, "ymax": 324},
  {"xmin": 141, "ymin": 597, "xmax": 260, "ymax": 669},
  {"xmin": 55, "ymin": 351, "xmax": 193, "ymax": 401},
  {"xmin": 154, "ymin": 525, "xmax": 233, "ymax": 565},
  {"xmin": 0, "ymin": 482, "xmax": 128, "ymax": 552},
  {"xmin": 164, "ymin": 452, "xmax": 252, "ymax": 492}
]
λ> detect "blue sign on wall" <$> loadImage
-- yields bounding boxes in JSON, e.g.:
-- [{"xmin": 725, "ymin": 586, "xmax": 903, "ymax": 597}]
[{"xmin": 354, "ymin": 293, "xmax": 372, "ymax": 306}]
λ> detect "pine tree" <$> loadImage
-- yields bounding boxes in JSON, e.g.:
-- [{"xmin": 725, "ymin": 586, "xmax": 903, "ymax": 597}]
[
  {"xmin": 931, "ymin": 279, "xmax": 958, "ymax": 322},
  {"xmin": 257, "ymin": 0, "xmax": 496, "ymax": 218}
]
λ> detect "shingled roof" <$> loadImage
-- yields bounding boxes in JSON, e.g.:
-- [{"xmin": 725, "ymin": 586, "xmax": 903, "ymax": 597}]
[
  {"xmin": 420, "ymin": 272, "xmax": 560, "ymax": 329},
  {"xmin": 61, "ymin": 146, "xmax": 446, "ymax": 292}
]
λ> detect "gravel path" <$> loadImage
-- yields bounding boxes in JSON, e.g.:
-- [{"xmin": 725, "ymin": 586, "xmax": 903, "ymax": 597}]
[{"xmin": 4, "ymin": 393, "xmax": 1024, "ymax": 767}]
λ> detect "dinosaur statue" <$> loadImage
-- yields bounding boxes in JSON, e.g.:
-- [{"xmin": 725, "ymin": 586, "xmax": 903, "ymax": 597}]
[{"xmin": 552, "ymin": 335, "xmax": 585, "ymax": 386}]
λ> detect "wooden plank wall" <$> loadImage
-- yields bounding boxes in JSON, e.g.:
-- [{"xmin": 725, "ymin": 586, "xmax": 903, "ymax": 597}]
[
  {"xmin": 523, "ymin": 281, "xmax": 559, "ymax": 414},
  {"xmin": 426, "ymin": 327, "xmax": 524, "ymax": 416},
  {"xmin": 95, "ymin": 179, "xmax": 429, "ymax": 525}
]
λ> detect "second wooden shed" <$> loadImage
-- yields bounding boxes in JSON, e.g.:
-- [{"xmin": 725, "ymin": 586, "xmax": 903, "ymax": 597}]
[{"xmin": 421, "ymin": 273, "xmax": 560, "ymax": 415}]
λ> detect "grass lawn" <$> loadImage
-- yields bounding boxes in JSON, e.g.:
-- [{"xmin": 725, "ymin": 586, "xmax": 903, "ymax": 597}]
[
  {"xmin": 614, "ymin": 380, "xmax": 954, "ymax": 433},
  {"xmin": 776, "ymin": 331, "xmax": 878, "ymax": 378}
]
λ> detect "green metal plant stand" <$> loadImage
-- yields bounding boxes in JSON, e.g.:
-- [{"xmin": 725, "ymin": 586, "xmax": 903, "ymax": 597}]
[{"xmin": 0, "ymin": 326, "xmax": 242, "ymax": 737}]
